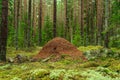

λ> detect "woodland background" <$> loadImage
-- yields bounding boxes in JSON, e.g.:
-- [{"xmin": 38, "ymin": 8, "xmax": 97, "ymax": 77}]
[
  {"xmin": 0, "ymin": 0, "xmax": 120, "ymax": 50},
  {"xmin": 0, "ymin": 0, "xmax": 120, "ymax": 80}
]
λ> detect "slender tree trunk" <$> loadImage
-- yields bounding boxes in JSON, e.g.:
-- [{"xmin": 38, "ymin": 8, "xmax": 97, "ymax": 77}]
[
  {"xmin": 81, "ymin": 0, "xmax": 84, "ymax": 45},
  {"xmin": 86, "ymin": 0, "xmax": 90, "ymax": 46},
  {"xmin": 17, "ymin": 0, "xmax": 20, "ymax": 49},
  {"xmin": 64, "ymin": 0, "xmax": 69, "ymax": 39},
  {"xmin": 60, "ymin": 0, "xmax": 64, "ymax": 37},
  {"xmin": 73, "ymin": 1, "xmax": 77, "ymax": 35},
  {"xmin": 90, "ymin": 0, "xmax": 95, "ymax": 45},
  {"xmin": 24, "ymin": 0, "xmax": 28, "ymax": 47},
  {"xmin": 14, "ymin": 0, "xmax": 17, "ymax": 49},
  {"xmin": 53, "ymin": 0, "xmax": 57, "ymax": 38},
  {"xmin": 104, "ymin": 0, "xmax": 109, "ymax": 48},
  {"xmin": 0, "ymin": 0, "xmax": 8, "ymax": 61},
  {"xmin": 15, "ymin": 0, "xmax": 20, "ymax": 50},
  {"xmin": 27, "ymin": 0, "xmax": 32, "ymax": 47},
  {"xmin": 78, "ymin": 0, "xmax": 82, "ymax": 45},
  {"xmin": 20, "ymin": 0, "xmax": 22, "ymax": 20},
  {"xmin": 33, "ymin": 6, "xmax": 37, "ymax": 37},
  {"xmin": 38, "ymin": 0, "xmax": 42, "ymax": 45},
  {"xmin": 42, "ymin": 0, "xmax": 45, "ymax": 28},
  {"xmin": 32, "ymin": 0, "xmax": 35, "ymax": 38},
  {"xmin": 96, "ymin": 0, "xmax": 103, "ymax": 45}
]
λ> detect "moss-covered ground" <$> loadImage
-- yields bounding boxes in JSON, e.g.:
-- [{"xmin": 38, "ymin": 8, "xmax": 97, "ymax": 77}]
[{"xmin": 0, "ymin": 46, "xmax": 120, "ymax": 80}]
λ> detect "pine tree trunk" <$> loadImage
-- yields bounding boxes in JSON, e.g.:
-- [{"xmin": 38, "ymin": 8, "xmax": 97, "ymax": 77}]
[
  {"xmin": 96, "ymin": 0, "xmax": 103, "ymax": 45},
  {"xmin": 14, "ymin": 0, "xmax": 17, "ymax": 49},
  {"xmin": 38, "ymin": 0, "xmax": 42, "ymax": 45},
  {"xmin": 15, "ymin": 0, "xmax": 20, "ymax": 50},
  {"xmin": 73, "ymin": 1, "xmax": 77, "ymax": 35},
  {"xmin": 0, "ymin": 0, "xmax": 8, "ymax": 61},
  {"xmin": 53, "ymin": 0, "xmax": 57, "ymax": 38},
  {"xmin": 90, "ymin": 0, "xmax": 95, "ymax": 45},
  {"xmin": 81, "ymin": 0, "xmax": 84, "ymax": 45},
  {"xmin": 27, "ymin": 0, "xmax": 32, "ymax": 47},
  {"xmin": 86, "ymin": 0, "xmax": 90, "ymax": 46},
  {"xmin": 64, "ymin": 0, "xmax": 69, "ymax": 39},
  {"xmin": 104, "ymin": 0, "xmax": 109, "ymax": 48},
  {"xmin": 23, "ymin": 0, "xmax": 28, "ymax": 47},
  {"xmin": 20, "ymin": 0, "xmax": 22, "ymax": 21},
  {"xmin": 32, "ymin": 0, "xmax": 35, "ymax": 38}
]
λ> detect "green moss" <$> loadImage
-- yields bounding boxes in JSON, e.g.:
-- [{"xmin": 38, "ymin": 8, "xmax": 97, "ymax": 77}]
[
  {"xmin": 30, "ymin": 69, "xmax": 50, "ymax": 79},
  {"xmin": 80, "ymin": 61, "xmax": 100, "ymax": 68},
  {"xmin": 108, "ymin": 60, "xmax": 120, "ymax": 72},
  {"xmin": 6, "ymin": 47, "xmax": 41, "ymax": 58},
  {"xmin": 11, "ymin": 77, "xmax": 22, "ymax": 80},
  {"xmin": 49, "ymin": 69, "xmax": 65, "ymax": 80},
  {"xmin": 78, "ymin": 46, "xmax": 103, "ymax": 52},
  {"xmin": 111, "ymin": 48, "xmax": 120, "ymax": 53},
  {"xmin": 0, "ymin": 46, "xmax": 119, "ymax": 80},
  {"xmin": 82, "ymin": 69, "xmax": 120, "ymax": 80}
]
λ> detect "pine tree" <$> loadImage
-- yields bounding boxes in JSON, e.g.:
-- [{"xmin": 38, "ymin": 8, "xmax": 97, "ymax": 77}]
[
  {"xmin": 96, "ymin": 0, "xmax": 104, "ymax": 45},
  {"xmin": 27, "ymin": 0, "xmax": 32, "ymax": 47},
  {"xmin": 81, "ymin": 0, "xmax": 84, "ymax": 45},
  {"xmin": 104, "ymin": 0, "xmax": 109, "ymax": 48},
  {"xmin": 0, "ymin": 0, "xmax": 8, "ymax": 61},
  {"xmin": 38, "ymin": 0, "xmax": 42, "ymax": 45},
  {"xmin": 53, "ymin": 0, "xmax": 57, "ymax": 37}
]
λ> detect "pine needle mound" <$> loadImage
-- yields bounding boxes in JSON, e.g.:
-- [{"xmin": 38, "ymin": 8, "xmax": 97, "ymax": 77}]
[{"xmin": 34, "ymin": 37, "xmax": 86, "ymax": 60}]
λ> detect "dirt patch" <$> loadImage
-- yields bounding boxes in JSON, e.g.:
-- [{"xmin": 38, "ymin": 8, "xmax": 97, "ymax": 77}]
[{"xmin": 33, "ymin": 37, "xmax": 86, "ymax": 60}]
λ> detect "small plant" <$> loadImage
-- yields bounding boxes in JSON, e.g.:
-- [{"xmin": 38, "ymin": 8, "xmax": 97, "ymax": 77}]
[
  {"xmin": 29, "ymin": 69, "xmax": 50, "ymax": 79},
  {"xmin": 50, "ymin": 69, "xmax": 65, "ymax": 80},
  {"xmin": 11, "ymin": 77, "xmax": 22, "ymax": 80},
  {"xmin": 82, "ymin": 69, "xmax": 120, "ymax": 80}
]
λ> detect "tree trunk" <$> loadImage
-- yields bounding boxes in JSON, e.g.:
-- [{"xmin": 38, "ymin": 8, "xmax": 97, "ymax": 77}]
[
  {"xmin": 38, "ymin": 0, "xmax": 42, "ymax": 45},
  {"xmin": 14, "ymin": 0, "xmax": 20, "ymax": 50},
  {"xmin": 64, "ymin": 0, "xmax": 69, "ymax": 39},
  {"xmin": 20, "ymin": 0, "xmax": 23, "ymax": 20},
  {"xmin": 81, "ymin": 0, "xmax": 84, "ymax": 45},
  {"xmin": 32, "ymin": 0, "xmax": 35, "ymax": 38},
  {"xmin": 23, "ymin": 0, "xmax": 28, "ymax": 47},
  {"xmin": 104, "ymin": 0, "xmax": 109, "ymax": 48},
  {"xmin": 89, "ymin": 0, "xmax": 95, "ymax": 45},
  {"xmin": 27, "ymin": 0, "xmax": 32, "ymax": 47},
  {"xmin": 53, "ymin": 0, "xmax": 57, "ymax": 38},
  {"xmin": 96, "ymin": 0, "xmax": 103, "ymax": 45},
  {"xmin": 73, "ymin": 1, "xmax": 77, "ymax": 35},
  {"xmin": 14, "ymin": 0, "xmax": 17, "ymax": 48},
  {"xmin": 85, "ymin": 0, "xmax": 90, "ymax": 46},
  {"xmin": 0, "ymin": 0, "xmax": 8, "ymax": 61}
]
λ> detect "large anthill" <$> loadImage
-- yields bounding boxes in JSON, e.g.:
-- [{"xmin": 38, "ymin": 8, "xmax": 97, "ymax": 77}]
[{"xmin": 34, "ymin": 37, "xmax": 86, "ymax": 60}]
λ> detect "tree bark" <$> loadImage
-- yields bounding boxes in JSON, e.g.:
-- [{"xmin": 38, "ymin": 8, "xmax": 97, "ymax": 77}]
[
  {"xmin": 81, "ymin": 0, "xmax": 84, "ymax": 45},
  {"xmin": 0, "ymin": 0, "xmax": 8, "ymax": 61},
  {"xmin": 53, "ymin": 0, "xmax": 57, "ymax": 38},
  {"xmin": 86, "ymin": 0, "xmax": 90, "ymax": 46},
  {"xmin": 89, "ymin": 0, "xmax": 95, "ymax": 45},
  {"xmin": 27, "ymin": 0, "xmax": 32, "ymax": 47},
  {"xmin": 96, "ymin": 0, "xmax": 104, "ymax": 45},
  {"xmin": 32, "ymin": 0, "xmax": 35, "ymax": 38},
  {"xmin": 23, "ymin": 0, "xmax": 28, "ymax": 47},
  {"xmin": 15, "ymin": 0, "xmax": 20, "ymax": 50},
  {"xmin": 104, "ymin": 0, "xmax": 109, "ymax": 48},
  {"xmin": 38, "ymin": 0, "xmax": 42, "ymax": 45},
  {"xmin": 64, "ymin": 0, "xmax": 69, "ymax": 39}
]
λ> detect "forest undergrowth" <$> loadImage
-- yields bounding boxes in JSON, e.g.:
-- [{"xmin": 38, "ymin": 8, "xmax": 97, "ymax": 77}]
[{"xmin": 0, "ymin": 46, "xmax": 120, "ymax": 80}]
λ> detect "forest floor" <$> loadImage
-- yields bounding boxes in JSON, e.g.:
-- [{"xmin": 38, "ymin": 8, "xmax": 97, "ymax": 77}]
[{"xmin": 0, "ymin": 46, "xmax": 120, "ymax": 80}]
